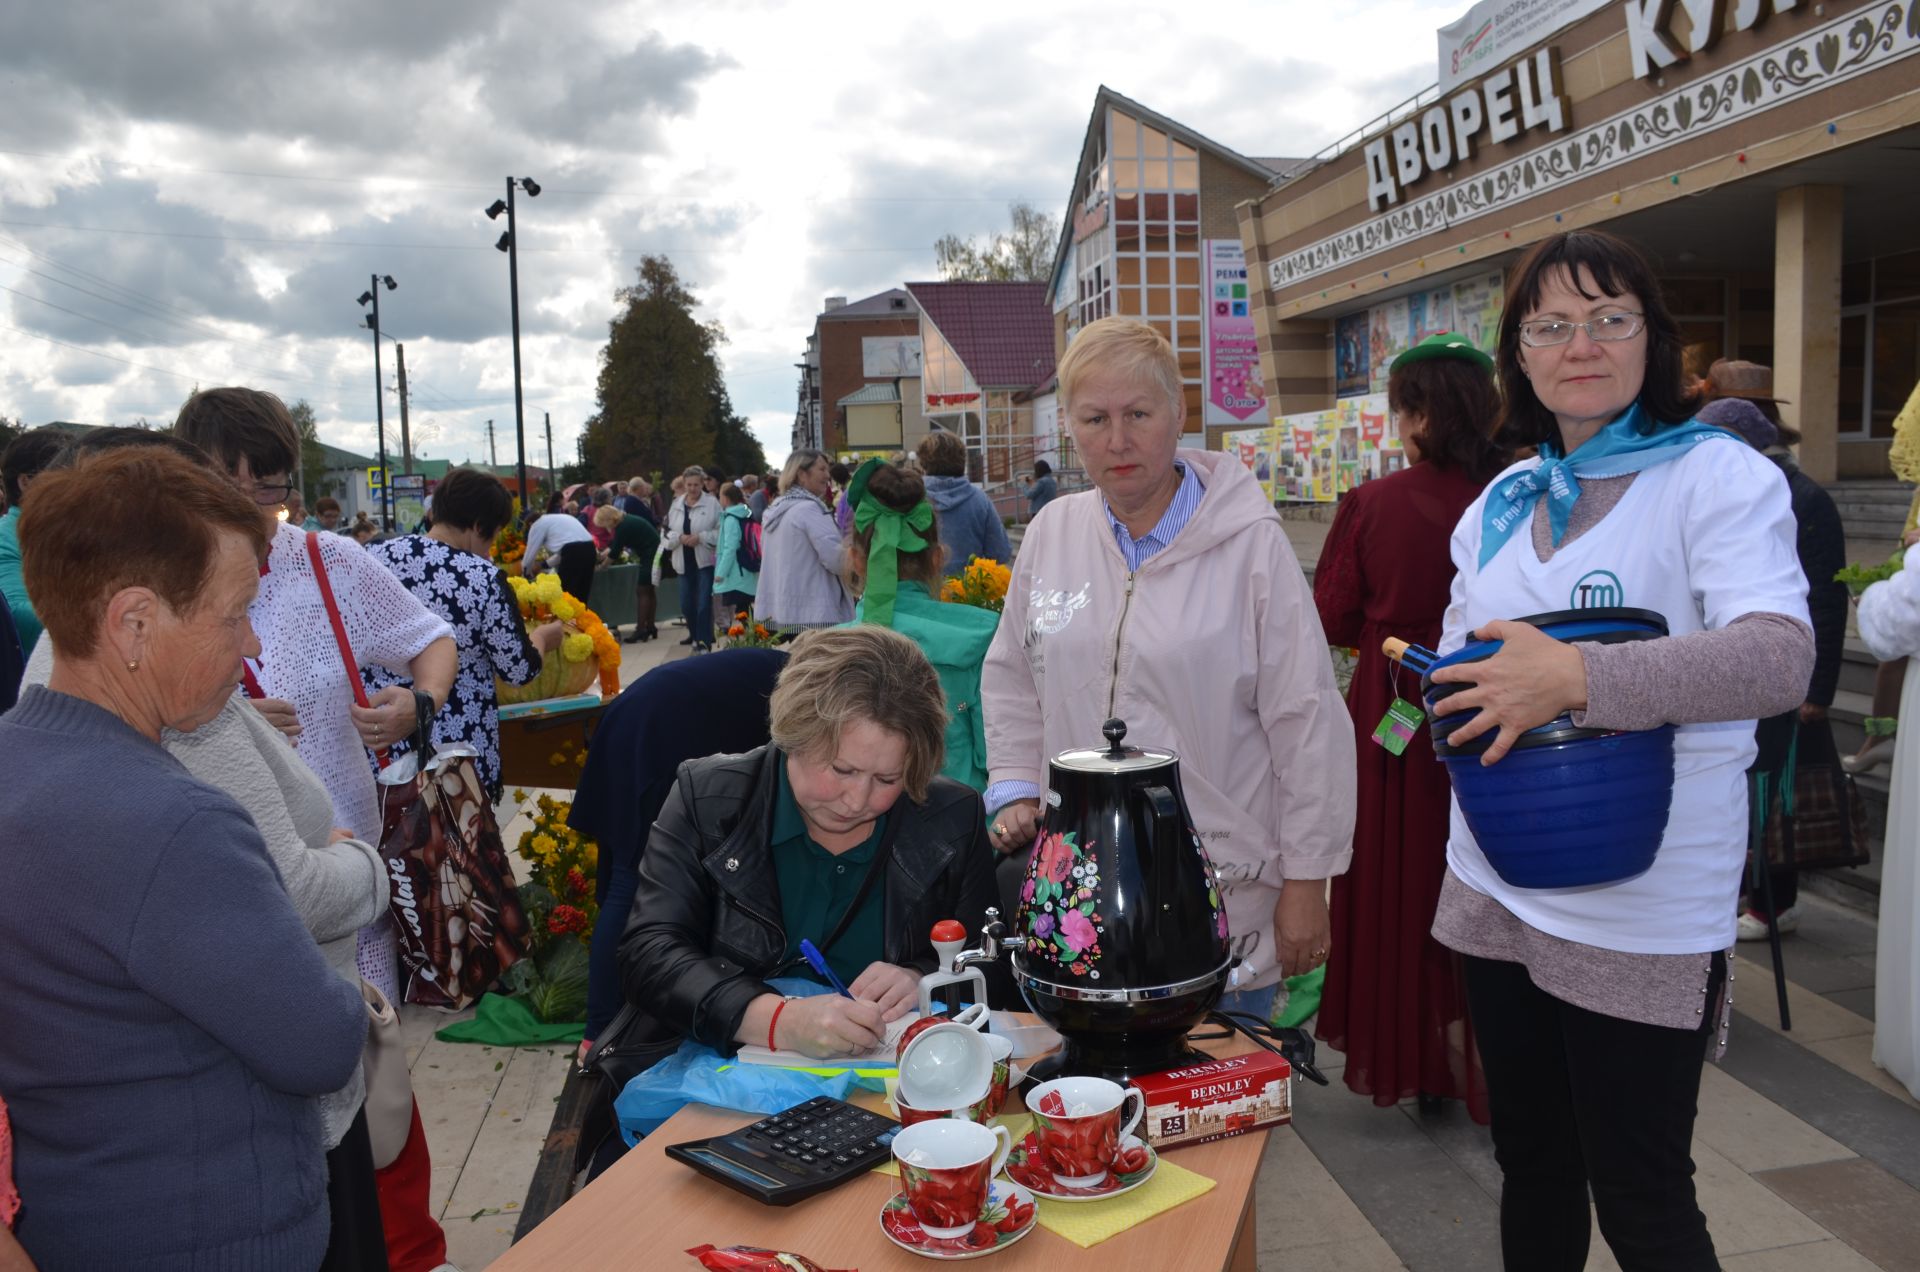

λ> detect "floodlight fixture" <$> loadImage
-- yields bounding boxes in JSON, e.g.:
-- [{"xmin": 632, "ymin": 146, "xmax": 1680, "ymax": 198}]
[{"xmin": 485, "ymin": 199, "xmax": 507, "ymax": 220}]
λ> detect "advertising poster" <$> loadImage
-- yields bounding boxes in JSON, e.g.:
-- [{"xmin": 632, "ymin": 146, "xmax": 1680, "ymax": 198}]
[
  {"xmin": 1204, "ymin": 241, "xmax": 1267, "ymax": 426},
  {"xmin": 1438, "ymin": 0, "xmax": 1612, "ymax": 93},
  {"xmin": 1409, "ymin": 289, "xmax": 1455, "ymax": 343},
  {"xmin": 1451, "ymin": 271, "xmax": 1505, "ymax": 356},
  {"xmin": 1221, "ymin": 427, "xmax": 1279, "ymax": 502},
  {"xmin": 1268, "ymin": 395, "xmax": 1396, "ymax": 503},
  {"xmin": 1335, "ymin": 312, "xmax": 1371, "ymax": 399},
  {"xmin": 1368, "ymin": 299, "xmax": 1411, "ymax": 395}
]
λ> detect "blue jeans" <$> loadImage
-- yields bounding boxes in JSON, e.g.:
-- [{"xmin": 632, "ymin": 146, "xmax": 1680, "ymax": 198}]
[{"xmin": 679, "ymin": 565, "xmax": 714, "ymax": 645}]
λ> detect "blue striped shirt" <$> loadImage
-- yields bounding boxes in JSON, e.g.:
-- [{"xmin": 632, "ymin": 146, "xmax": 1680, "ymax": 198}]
[
  {"xmin": 984, "ymin": 461, "xmax": 1204, "ymax": 815},
  {"xmin": 1102, "ymin": 460, "xmax": 1204, "ymax": 572}
]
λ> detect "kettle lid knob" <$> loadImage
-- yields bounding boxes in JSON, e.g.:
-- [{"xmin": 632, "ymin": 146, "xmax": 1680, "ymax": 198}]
[{"xmin": 1102, "ymin": 718, "xmax": 1128, "ymax": 758}]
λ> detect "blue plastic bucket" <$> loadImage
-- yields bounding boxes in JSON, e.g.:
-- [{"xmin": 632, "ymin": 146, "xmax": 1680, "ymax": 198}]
[
  {"xmin": 1425, "ymin": 608, "xmax": 1675, "ymax": 888},
  {"xmin": 1444, "ymin": 725, "xmax": 1676, "ymax": 888}
]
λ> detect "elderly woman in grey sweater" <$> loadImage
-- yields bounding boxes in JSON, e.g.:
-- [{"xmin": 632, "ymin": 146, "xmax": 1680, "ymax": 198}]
[{"xmin": 19, "ymin": 429, "xmax": 391, "ymax": 1269}]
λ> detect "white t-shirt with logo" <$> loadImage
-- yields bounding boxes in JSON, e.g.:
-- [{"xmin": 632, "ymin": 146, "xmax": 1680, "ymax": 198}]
[{"xmin": 1441, "ymin": 438, "xmax": 1810, "ymax": 955}]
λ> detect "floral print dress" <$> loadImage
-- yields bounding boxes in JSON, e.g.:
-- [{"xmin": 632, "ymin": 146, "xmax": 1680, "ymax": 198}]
[{"xmin": 366, "ymin": 534, "xmax": 543, "ymax": 800}]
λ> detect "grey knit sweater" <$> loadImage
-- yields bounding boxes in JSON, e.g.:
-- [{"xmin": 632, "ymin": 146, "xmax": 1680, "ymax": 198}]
[
  {"xmin": 23, "ymin": 641, "xmax": 388, "ymax": 1146},
  {"xmin": 0, "ymin": 687, "xmax": 367, "ymax": 1271}
]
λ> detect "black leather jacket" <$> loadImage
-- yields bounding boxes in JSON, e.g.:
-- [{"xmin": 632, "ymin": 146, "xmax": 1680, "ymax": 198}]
[{"xmin": 614, "ymin": 745, "xmax": 1006, "ymax": 1065}]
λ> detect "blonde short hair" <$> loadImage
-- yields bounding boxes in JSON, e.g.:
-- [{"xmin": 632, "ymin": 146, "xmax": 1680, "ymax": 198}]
[
  {"xmin": 769, "ymin": 626, "xmax": 947, "ymax": 802},
  {"xmin": 780, "ymin": 448, "xmax": 828, "ymax": 494},
  {"xmin": 1057, "ymin": 317, "xmax": 1181, "ymax": 415},
  {"xmin": 592, "ymin": 504, "xmax": 622, "ymax": 529}
]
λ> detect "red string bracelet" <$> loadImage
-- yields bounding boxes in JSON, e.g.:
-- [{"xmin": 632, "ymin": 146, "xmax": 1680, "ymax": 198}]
[{"xmin": 768, "ymin": 998, "xmax": 789, "ymax": 1052}]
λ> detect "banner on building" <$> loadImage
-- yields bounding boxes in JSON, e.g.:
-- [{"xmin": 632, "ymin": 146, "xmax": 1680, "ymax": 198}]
[
  {"xmin": 1204, "ymin": 240, "xmax": 1268, "ymax": 426},
  {"xmin": 1450, "ymin": 272, "xmax": 1505, "ymax": 356},
  {"xmin": 1335, "ymin": 313, "xmax": 1370, "ymax": 399},
  {"xmin": 1437, "ymin": 0, "xmax": 1609, "ymax": 92},
  {"xmin": 862, "ymin": 336, "xmax": 923, "ymax": 377},
  {"xmin": 1224, "ymin": 395, "xmax": 1400, "ymax": 504}
]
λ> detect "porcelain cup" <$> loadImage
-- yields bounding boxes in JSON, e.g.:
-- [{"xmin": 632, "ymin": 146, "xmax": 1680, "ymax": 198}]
[
  {"xmin": 1026, "ymin": 1075, "xmax": 1146, "ymax": 1188},
  {"xmin": 891, "ymin": 1118, "xmax": 1014, "ymax": 1240}
]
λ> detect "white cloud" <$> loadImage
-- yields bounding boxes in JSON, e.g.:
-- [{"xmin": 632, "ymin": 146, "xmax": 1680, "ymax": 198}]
[{"xmin": 0, "ymin": 0, "xmax": 1445, "ymax": 466}]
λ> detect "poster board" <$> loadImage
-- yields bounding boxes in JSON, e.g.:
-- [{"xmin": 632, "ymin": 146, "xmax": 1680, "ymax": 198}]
[
  {"xmin": 1204, "ymin": 240, "xmax": 1268, "ymax": 426},
  {"xmin": 1228, "ymin": 395, "xmax": 1399, "ymax": 504}
]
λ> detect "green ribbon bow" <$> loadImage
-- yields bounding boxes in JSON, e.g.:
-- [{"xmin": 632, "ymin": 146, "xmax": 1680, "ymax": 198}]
[{"xmin": 850, "ymin": 459, "xmax": 933, "ymax": 627}]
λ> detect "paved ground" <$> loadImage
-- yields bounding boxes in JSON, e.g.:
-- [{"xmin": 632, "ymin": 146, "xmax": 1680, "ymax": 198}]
[{"xmin": 402, "ymin": 565, "xmax": 1920, "ymax": 1270}]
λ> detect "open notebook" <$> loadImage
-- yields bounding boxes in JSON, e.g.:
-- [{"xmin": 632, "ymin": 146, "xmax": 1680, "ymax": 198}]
[{"xmin": 734, "ymin": 1012, "xmax": 921, "ymax": 1069}]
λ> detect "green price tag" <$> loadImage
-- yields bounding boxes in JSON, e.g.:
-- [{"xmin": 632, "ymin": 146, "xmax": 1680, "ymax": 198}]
[{"xmin": 1371, "ymin": 697, "xmax": 1425, "ymax": 756}]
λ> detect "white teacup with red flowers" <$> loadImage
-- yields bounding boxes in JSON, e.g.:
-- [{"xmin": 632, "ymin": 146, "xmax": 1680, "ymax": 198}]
[
  {"xmin": 890, "ymin": 1119, "xmax": 1015, "ymax": 1241},
  {"xmin": 1027, "ymin": 1076, "xmax": 1146, "ymax": 1188}
]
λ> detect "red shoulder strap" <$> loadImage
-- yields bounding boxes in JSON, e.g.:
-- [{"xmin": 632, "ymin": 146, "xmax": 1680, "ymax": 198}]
[
  {"xmin": 305, "ymin": 531, "xmax": 370, "ymax": 709},
  {"xmin": 240, "ymin": 662, "xmax": 265, "ymax": 699},
  {"xmin": 306, "ymin": 531, "xmax": 391, "ymax": 769}
]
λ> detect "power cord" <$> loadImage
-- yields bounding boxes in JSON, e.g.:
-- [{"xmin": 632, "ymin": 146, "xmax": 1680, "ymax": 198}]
[{"xmin": 1188, "ymin": 1011, "xmax": 1331, "ymax": 1086}]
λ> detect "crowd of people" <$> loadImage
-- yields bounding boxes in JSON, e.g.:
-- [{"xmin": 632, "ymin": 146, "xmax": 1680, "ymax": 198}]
[{"xmin": 1, "ymin": 227, "xmax": 1916, "ymax": 1272}]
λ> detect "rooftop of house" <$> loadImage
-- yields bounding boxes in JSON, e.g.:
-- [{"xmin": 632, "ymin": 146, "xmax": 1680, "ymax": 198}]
[{"xmin": 904, "ymin": 280, "xmax": 1055, "ymax": 390}]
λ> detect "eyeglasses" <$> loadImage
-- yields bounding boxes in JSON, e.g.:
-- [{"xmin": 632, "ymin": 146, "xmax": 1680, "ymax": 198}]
[
  {"xmin": 1516, "ymin": 312, "xmax": 1646, "ymax": 347},
  {"xmin": 247, "ymin": 481, "xmax": 295, "ymax": 506}
]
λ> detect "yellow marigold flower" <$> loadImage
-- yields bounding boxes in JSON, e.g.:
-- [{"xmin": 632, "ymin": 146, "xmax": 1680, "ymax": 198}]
[
  {"xmin": 561, "ymin": 631, "xmax": 594, "ymax": 662},
  {"xmin": 551, "ymin": 597, "xmax": 579, "ymax": 621},
  {"xmin": 529, "ymin": 832, "xmax": 557, "ymax": 857}
]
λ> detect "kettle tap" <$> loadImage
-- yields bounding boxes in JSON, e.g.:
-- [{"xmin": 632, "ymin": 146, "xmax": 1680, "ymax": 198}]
[{"xmin": 952, "ymin": 906, "xmax": 1023, "ymax": 974}]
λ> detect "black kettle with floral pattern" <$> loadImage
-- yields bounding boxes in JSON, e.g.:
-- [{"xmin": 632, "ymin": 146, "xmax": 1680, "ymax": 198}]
[{"xmin": 1011, "ymin": 719, "xmax": 1235, "ymax": 1080}]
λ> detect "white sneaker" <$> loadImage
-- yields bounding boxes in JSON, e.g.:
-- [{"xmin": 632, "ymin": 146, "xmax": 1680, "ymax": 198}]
[{"xmin": 1736, "ymin": 907, "xmax": 1799, "ymax": 941}]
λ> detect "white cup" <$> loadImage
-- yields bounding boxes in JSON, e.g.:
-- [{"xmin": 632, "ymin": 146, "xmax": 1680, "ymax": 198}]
[
  {"xmin": 897, "ymin": 1008, "xmax": 993, "ymax": 1111},
  {"xmin": 891, "ymin": 1119, "xmax": 1015, "ymax": 1241}
]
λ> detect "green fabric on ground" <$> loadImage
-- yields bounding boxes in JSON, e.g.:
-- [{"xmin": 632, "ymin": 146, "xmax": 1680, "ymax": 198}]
[
  {"xmin": 1273, "ymin": 964, "xmax": 1324, "ymax": 1028},
  {"xmin": 434, "ymin": 992, "xmax": 585, "ymax": 1046}
]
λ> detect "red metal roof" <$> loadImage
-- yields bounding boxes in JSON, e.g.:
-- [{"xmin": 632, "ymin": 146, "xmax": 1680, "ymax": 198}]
[{"xmin": 905, "ymin": 281, "xmax": 1055, "ymax": 390}]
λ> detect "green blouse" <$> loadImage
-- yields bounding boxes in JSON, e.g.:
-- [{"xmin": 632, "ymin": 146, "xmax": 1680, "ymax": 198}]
[
  {"xmin": 769, "ymin": 756, "xmax": 887, "ymax": 989},
  {"xmin": 850, "ymin": 580, "xmax": 1000, "ymax": 791}
]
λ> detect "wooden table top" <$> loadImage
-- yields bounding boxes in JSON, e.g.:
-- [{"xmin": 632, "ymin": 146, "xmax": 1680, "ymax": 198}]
[{"xmin": 491, "ymin": 1026, "xmax": 1278, "ymax": 1271}]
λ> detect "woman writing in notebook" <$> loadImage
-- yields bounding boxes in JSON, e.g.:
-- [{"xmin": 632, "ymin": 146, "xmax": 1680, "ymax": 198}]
[{"xmin": 617, "ymin": 626, "xmax": 1003, "ymax": 1063}]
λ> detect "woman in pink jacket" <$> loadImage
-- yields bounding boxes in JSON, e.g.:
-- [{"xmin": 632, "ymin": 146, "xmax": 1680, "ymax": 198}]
[{"xmin": 981, "ymin": 318, "xmax": 1355, "ymax": 1017}]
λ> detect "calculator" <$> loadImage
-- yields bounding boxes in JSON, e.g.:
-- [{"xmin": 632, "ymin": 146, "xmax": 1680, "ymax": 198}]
[{"xmin": 665, "ymin": 1095, "xmax": 900, "ymax": 1206}]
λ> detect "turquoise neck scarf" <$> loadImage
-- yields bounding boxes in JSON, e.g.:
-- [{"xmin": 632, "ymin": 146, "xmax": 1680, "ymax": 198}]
[{"xmin": 1478, "ymin": 404, "xmax": 1730, "ymax": 568}]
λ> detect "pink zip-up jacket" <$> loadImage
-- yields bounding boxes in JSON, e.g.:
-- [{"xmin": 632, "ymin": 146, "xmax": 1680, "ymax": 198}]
[{"xmin": 983, "ymin": 448, "xmax": 1355, "ymax": 991}]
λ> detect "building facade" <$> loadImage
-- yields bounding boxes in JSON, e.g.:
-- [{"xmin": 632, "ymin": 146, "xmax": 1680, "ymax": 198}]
[
  {"xmin": 1239, "ymin": 0, "xmax": 1920, "ymax": 482},
  {"xmin": 1050, "ymin": 87, "xmax": 1297, "ymax": 449},
  {"xmin": 792, "ymin": 289, "xmax": 921, "ymax": 455},
  {"xmin": 906, "ymin": 281, "xmax": 1056, "ymax": 485}
]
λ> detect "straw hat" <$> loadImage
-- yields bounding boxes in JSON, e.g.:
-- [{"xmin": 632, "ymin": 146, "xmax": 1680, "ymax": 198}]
[{"xmin": 1705, "ymin": 359, "xmax": 1789, "ymax": 405}]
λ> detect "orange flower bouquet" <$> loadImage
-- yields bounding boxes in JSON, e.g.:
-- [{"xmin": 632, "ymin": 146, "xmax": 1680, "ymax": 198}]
[
  {"xmin": 723, "ymin": 610, "xmax": 782, "ymax": 649},
  {"xmin": 940, "ymin": 556, "xmax": 1012, "ymax": 612},
  {"xmin": 498, "ymin": 572, "xmax": 622, "ymax": 703},
  {"xmin": 491, "ymin": 499, "xmax": 527, "ymax": 576}
]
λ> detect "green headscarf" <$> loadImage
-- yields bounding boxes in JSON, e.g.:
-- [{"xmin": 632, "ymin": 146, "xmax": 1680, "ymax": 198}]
[{"xmin": 848, "ymin": 457, "xmax": 934, "ymax": 627}]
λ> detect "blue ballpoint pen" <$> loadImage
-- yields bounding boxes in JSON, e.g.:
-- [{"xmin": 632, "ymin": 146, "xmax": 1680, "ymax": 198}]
[{"xmin": 798, "ymin": 939, "xmax": 856, "ymax": 999}]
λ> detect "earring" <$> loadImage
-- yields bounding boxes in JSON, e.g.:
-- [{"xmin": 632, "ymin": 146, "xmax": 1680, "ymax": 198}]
[{"xmin": 127, "ymin": 659, "xmax": 140, "ymax": 672}]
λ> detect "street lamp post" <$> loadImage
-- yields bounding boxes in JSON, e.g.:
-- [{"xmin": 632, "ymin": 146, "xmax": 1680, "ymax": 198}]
[
  {"xmin": 486, "ymin": 176, "xmax": 539, "ymax": 509},
  {"xmin": 356, "ymin": 274, "xmax": 397, "ymax": 529}
]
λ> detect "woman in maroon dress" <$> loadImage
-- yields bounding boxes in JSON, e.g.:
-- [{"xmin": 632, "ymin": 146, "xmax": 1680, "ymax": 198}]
[{"xmin": 1312, "ymin": 333, "xmax": 1508, "ymax": 1122}]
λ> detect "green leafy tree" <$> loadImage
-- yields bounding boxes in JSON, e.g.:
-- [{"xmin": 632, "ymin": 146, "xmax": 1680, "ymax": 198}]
[
  {"xmin": 935, "ymin": 201, "xmax": 1059, "ymax": 282},
  {"xmin": 708, "ymin": 382, "xmax": 768, "ymax": 479},
  {"xmin": 582, "ymin": 256, "xmax": 755, "ymax": 480},
  {"xmin": 288, "ymin": 399, "xmax": 327, "ymax": 504}
]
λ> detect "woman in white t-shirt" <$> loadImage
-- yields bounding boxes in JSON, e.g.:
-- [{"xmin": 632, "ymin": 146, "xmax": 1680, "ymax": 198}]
[{"xmin": 1425, "ymin": 231, "xmax": 1812, "ymax": 1272}]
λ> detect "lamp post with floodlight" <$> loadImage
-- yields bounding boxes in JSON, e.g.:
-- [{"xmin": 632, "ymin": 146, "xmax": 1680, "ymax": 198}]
[
  {"xmin": 356, "ymin": 274, "xmax": 397, "ymax": 529},
  {"xmin": 487, "ymin": 176, "xmax": 539, "ymax": 510}
]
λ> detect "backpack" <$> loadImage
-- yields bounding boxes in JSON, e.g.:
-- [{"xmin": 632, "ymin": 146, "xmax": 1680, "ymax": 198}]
[{"xmin": 736, "ymin": 515, "xmax": 763, "ymax": 573}]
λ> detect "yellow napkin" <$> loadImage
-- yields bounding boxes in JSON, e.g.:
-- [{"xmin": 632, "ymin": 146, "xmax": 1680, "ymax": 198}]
[
  {"xmin": 1028, "ymin": 1158, "xmax": 1216, "ymax": 1248},
  {"xmin": 873, "ymin": 1117, "xmax": 1216, "ymax": 1249}
]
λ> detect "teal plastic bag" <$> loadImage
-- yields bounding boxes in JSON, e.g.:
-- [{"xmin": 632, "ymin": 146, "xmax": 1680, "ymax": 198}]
[{"xmin": 612, "ymin": 979, "xmax": 885, "ymax": 1144}]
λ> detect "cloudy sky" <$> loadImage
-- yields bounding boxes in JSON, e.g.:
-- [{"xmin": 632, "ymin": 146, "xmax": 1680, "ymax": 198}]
[{"xmin": 0, "ymin": 0, "xmax": 1442, "ymax": 469}]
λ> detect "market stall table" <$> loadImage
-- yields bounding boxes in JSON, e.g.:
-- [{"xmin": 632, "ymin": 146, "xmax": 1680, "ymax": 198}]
[
  {"xmin": 497, "ymin": 692, "xmax": 606, "ymax": 790},
  {"xmin": 491, "ymin": 1020, "xmax": 1272, "ymax": 1270}
]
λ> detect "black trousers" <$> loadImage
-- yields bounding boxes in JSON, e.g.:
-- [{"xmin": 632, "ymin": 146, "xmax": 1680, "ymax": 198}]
[
  {"xmin": 1463, "ymin": 953, "xmax": 1722, "ymax": 1272},
  {"xmin": 320, "ymin": 1108, "xmax": 390, "ymax": 1272},
  {"xmin": 554, "ymin": 541, "xmax": 597, "ymax": 607}
]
